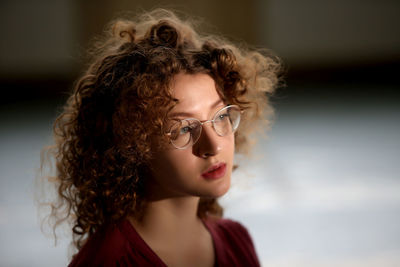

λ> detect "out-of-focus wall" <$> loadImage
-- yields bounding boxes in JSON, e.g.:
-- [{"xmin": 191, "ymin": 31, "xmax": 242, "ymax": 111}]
[
  {"xmin": 257, "ymin": 0, "xmax": 400, "ymax": 67},
  {"xmin": 1, "ymin": 0, "xmax": 399, "ymax": 83},
  {"xmin": 0, "ymin": 0, "xmax": 258, "ymax": 80},
  {"xmin": 0, "ymin": 0, "xmax": 77, "ymax": 77}
]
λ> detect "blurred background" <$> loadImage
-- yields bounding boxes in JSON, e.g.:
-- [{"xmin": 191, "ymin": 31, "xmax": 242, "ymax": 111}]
[{"xmin": 1, "ymin": 0, "xmax": 399, "ymax": 266}]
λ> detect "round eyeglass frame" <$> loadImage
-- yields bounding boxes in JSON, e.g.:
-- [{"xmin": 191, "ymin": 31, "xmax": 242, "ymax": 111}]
[{"xmin": 166, "ymin": 104, "xmax": 242, "ymax": 150}]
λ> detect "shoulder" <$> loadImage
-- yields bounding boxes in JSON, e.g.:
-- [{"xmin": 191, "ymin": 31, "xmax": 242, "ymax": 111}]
[
  {"xmin": 203, "ymin": 217, "xmax": 261, "ymax": 266},
  {"xmin": 205, "ymin": 217, "xmax": 253, "ymax": 241},
  {"xmin": 68, "ymin": 219, "xmax": 164, "ymax": 267},
  {"xmin": 68, "ymin": 221, "xmax": 130, "ymax": 267}
]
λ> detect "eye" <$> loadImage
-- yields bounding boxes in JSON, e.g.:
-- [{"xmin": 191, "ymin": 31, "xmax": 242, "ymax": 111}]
[
  {"xmin": 217, "ymin": 113, "xmax": 229, "ymax": 120},
  {"xmin": 179, "ymin": 125, "xmax": 193, "ymax": 134}
]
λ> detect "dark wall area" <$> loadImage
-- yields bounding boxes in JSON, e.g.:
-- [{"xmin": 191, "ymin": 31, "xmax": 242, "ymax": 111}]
[{"xmin": 1, "ymin": 0, "xmax": 399, "ymax": 105}]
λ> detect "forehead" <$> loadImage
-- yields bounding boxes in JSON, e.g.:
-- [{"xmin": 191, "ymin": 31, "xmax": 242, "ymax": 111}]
[{"xmin": 170, "ymin": 73, "xmax": 222, "ymax": 110}]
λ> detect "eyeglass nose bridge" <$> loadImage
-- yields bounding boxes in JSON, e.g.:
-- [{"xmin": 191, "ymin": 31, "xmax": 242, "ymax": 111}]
[
  {"xmin": 195, "ymin": 118, "xmax": 225, "ymax": 138},
  {"xmin": 189, "ymin": 119, "xmax": 216, "ymax": 148},
  {"xmin": 198, "ymin": 119, "xmax": 214, "ymax": 126}
]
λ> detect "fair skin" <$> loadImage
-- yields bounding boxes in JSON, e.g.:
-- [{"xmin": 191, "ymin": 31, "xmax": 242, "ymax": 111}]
[{"xmin": 129, "ymin": 73, "xmax": 235, "ymax": 267}]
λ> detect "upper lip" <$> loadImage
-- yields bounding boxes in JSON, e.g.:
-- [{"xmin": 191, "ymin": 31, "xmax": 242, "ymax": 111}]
[{"xmin": 202, "ymin": 162, "xmax": 226, "ymax": 175}]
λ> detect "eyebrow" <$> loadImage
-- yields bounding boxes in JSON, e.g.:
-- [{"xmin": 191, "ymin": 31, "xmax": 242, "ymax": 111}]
[{"xmin": 169, "ymin": 99, "xmax": 225, "ymax": 118}]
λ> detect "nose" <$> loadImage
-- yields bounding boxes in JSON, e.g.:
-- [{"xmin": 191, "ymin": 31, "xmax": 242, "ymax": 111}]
[{"xmin": 193, "ymin": 123, "xmax": 221, "ymax": 158}]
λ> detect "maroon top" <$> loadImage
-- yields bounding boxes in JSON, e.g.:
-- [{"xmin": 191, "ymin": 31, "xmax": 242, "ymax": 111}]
[{"xmin": 68, "ymin": 217, "xmax": 260, "ymax": 267}]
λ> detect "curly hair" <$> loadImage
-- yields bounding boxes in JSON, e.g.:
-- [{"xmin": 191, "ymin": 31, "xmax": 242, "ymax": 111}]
[{"xmin": 42, "ymin": 9, "xmax": 281, "ymax": 250}]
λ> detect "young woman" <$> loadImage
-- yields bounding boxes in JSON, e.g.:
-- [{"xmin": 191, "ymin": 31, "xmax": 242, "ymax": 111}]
[{"xmin": 45, "ymin": 9, "xmax": 280, "ymax": 267}]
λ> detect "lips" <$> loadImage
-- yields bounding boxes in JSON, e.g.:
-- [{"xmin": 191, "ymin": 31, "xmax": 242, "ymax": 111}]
[{"xmin": 201, "ymin": 163, "xmax": 227, "ymax": 179}]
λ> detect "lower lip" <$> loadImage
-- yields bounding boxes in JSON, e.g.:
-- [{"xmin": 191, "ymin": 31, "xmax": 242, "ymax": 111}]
[{"xmin": 201, "ymin": 164, "xmax": 227, "ymax": 180}]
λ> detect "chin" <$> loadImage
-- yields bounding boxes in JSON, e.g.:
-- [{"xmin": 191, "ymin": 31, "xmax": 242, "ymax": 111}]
[{"xmin": 203, "ymin": 177, "xmax": 231, "ymax": 198}]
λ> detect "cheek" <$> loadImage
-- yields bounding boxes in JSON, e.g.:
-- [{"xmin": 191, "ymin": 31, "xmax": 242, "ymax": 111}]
[
  {"xmin": 153, "ymin": 149, "xmax": 196, "ymax": 176},
  {"xmin": 226, "ymin": 137, "xmax": 235, "ymax": 171},
  {"xmin": 225, "ymin": 135, "xmax": 235, "ymax": 155},
  {"xmin": 168, "ymin": 151, "xmax": 192, "ymax": 171}
]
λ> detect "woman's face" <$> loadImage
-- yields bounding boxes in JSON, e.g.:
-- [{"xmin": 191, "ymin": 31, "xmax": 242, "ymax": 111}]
[{"xmin": 148, "ymin": 73, "xmax": 235, "ymax": 199}]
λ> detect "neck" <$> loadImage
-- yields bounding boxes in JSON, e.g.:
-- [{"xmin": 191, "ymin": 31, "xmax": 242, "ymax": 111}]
[{"xmin": 129, "ymin": 196, "xmax": 203, "ymax": 238}]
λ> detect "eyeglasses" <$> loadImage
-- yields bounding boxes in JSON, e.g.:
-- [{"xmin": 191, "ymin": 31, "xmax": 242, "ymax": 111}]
[{"xmin": 166, "ymin": 105, "xmax": 242, "ymax": 149}]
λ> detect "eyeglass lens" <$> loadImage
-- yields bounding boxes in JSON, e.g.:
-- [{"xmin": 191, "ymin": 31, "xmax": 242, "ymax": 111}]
[{"xmin": 169, "ymin": 105, "xmax": 241, "ymax": 149}]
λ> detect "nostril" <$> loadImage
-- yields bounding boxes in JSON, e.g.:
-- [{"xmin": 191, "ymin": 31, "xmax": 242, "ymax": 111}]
[{"xmin": 201, "ymin": 152, "xmax": 214, "ymax": 158}]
